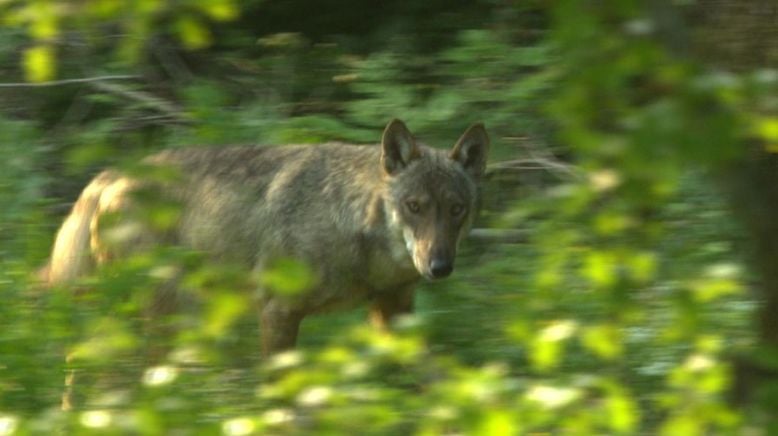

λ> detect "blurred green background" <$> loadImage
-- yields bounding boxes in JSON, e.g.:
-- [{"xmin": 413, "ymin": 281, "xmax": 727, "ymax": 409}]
[{"xmin": 1, "ymin": 0, "xmax": 777, "ymax": 434}]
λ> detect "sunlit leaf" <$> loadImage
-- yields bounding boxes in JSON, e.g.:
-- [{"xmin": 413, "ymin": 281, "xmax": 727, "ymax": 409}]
[
  {"xmin": 261, "ymin": 258, "xmax": 315, "ymax": 296},
  {"xmin": 582, "ymin": 251, "xmax": 617, "ymax": 288},
  {"xmin": 22, "ymin": 45, "xmax": 55, "ymax": 83},
  {"xmin": 80, "ymin": 410, "xmax": 113, "ymax": 429},
  {"xmin": 531, "ymin": 339, "xmax": 562, "ymax": 370},
  {"xmin": 147, "ymin": 202, "xmax": 182, "ymax": 231},
  {"xmin": 29, "ymin": 14, "xmax": 58, "ymax": 39},
  {"xmin": 539, "ymin": 320, "xmax": 577, "ymax": 342},
  {"xmin": 476, "ymin": 409, "xmax": 518, "ymax": 436},
  {"xmin": 626, "ymin": 251, "xmax": 656, "ymax": 283},
  {"xmin": 531, "ymin": 320, "xmax": 577, "ymax": 370},
  {"xmin": 204, "ymin": 293, "xmax": 248, "ymax": 337},
  {"xmin": 202, "ymin": 1, "xmax": 239, "ymax": 21},
  {"xmin": 222, "ymin": 417, "xmax": 259, "ymax": 436},
  {"xmin": 696, "ymin": 335, "xmax": 723, "ymax": 353},
  {"xmin": 757, "ymin": 117, "xmax": 778, "ymax": 152},
  {"xmin": 660, "ymin": 415, "xmax": 701, "ymax": 436},
  {"xmin": 604, "ymin": 388, "xmax": 639, "ymax": 433},
  {"xmin": 594, "ymin": 211, "xmax": 631, "ymax": 234},
  {"xmin": 136, "ymin": 0, "xmax": 162, "ymax": 14},
  {"xmin": 582, "ymin": 324, "xmax": 622, "ymax": 360},
  {"xmin": 589, "ymin": 169, "xmax": 621, "ymax": 192},
  {"xmin": 177, "ymin": 16, "xmax": 211, "ymax": 50},
  {"xmin": 690, "ymin": 267, "xmax": 742, "ymax": 302},
  {"xmin": 70, "ymin": 318, "xmax": 139, "ymax": 362},
  {"xmin": 296, "ymin": 385, "xmax": 333, "ymax": 407},
  {"xmin": 89, "ymin": 0, "xmax": 122, "ymax": 17},
  {"xmin": 142, "ymin": 365, "xmax": 179, "ymax": 386},
  {"xmin": 525, "ymin": 384, "xmax": 582, "ymax": 409}
]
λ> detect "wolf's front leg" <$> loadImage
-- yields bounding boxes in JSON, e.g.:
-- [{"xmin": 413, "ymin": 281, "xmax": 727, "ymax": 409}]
[
  {"xmin": 260, "ymin": 300, "xmax": 304, "ymax": 356},
  {"xmin": 369, "ymin": 287, "xmax": 415, "ymax": 331}
]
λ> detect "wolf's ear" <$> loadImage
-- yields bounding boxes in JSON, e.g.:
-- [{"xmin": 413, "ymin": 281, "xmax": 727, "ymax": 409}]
[
  {"xmin": 451, "ymin": 123, "xmax": 489, "ymax": 178},
  {"xmin": 381, "ymin": 119, "xmax": 420, "ymax": 175}
]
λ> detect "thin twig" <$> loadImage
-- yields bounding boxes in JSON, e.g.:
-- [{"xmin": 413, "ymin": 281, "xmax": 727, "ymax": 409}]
[
  {"xmin": 488, "ymin": 158, "xmax": 582, "ymax": 179},
  {"xmin": 89, "ymin": 81, "xmax": 189, "ymax": 123},
  {"xmin": 489, "ymin": 136, "xmax": 582, "ymax": 180},
  {"xmin": 0, "ymin": 75, "xmax": 139, "ymax": 88}
]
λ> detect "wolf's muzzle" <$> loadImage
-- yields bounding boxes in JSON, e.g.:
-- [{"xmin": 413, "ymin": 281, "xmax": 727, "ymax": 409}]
[{"xmin": 429, "ymin": 258, "xmax": 453, "ymax": 279}]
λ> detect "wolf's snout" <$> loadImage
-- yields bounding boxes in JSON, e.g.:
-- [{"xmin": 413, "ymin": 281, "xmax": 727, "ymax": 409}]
[{"xmin": 429, "ymin": 258, "xmax": 453, "ymax": 279}]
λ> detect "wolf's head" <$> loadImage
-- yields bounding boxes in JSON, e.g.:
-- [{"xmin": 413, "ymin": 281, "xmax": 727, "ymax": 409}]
[{"xmin": 381, "ymin": 119, "xmax": 489, "ymax": 280}]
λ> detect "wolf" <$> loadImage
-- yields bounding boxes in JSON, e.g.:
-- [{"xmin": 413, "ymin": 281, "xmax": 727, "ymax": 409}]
[{"xmin": 46, "ymin": 119, "xmax": 489, "ymax": 356}]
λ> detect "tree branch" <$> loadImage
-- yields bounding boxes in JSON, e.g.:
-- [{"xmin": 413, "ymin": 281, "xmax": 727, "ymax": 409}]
[{"xmin": 0, "ymin": 75, "xmax": 140, "ymax": 88}]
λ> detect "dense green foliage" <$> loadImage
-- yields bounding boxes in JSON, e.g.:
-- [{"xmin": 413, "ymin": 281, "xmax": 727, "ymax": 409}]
[{"xmin": 0, "ymin": 0, "xmax": 776, "ymax": 434}]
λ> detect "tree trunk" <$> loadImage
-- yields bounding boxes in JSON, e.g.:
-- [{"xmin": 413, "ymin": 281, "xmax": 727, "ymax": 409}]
[{"xmin": 683, "ymin": 0, "xmax": 778, "ymax": 409}]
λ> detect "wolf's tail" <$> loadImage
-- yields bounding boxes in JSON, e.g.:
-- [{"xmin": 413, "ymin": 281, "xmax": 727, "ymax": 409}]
[{"xmin": 46, "ymin": 171, "xmax": 116, "ymax": 284}]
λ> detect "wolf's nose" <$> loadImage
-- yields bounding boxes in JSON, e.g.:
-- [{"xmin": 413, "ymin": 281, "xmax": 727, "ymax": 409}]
[{"xmin": 430, "ymin": 259, "xmax": 453, "ymax": 279}]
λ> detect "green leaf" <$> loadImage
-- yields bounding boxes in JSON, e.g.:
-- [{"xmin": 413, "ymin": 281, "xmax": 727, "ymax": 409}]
[
  {"xmin": 202, "ymin": 1, "xmax": 239, "ymax": 21},
  {"xmin": 530, "ymin": 320, "xmax": 577, "ymax": 370},
  {"xmin": 22, "ymin": 45, "xmax": 55, "ymax": 83},
  {"xmin": 177, "ymin": 16, "xmax": 211, "ymax": 50},
  {"xmin": 261, "ymin": 258, "xmax": 315, "ymax": 296},
  {"xmin": 582, "ymin": 251, "xmax": 617, "ymax": 289},
  {"xmin": 476, "ymin": 409, "xmax": 518, "ymax": 436},
  {"xmin": 582, "ymin": 324, "xmax": 622, "ymax": 360}
]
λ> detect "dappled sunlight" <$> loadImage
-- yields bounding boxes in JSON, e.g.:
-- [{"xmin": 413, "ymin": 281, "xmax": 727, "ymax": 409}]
[
  {"xmin": 524, "ymin": 384, "xmax": 582, "ymax": 409},
  {"xmin": 266, "ymin": 350, "xmax": 304, "ymax": 371},
  {"xmin": 142, "ymin": 365, "xmax": 179, "ymax": 387},
  {"xmin": 79, "ymin": 410, "xmax": 112, "ymax": 429},
  {"xmin": 0, "ymin": 416, "xmax": 18, "ymax": 436},
  {"xmin": 222, "ymin": 417, "xmax": 257, "ymax": 436}
]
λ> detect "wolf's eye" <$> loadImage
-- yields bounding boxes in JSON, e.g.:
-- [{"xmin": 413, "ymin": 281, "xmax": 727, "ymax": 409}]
[
  {"xmin": 406, "ymin": 200, "xmax": 421, "ymax": 213},
  {"xmin": 451, "ymin": 204, "xmax": 465, "ymax": 216}
]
